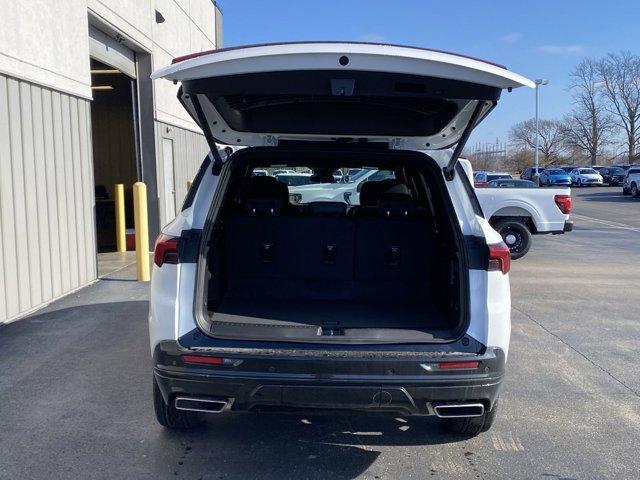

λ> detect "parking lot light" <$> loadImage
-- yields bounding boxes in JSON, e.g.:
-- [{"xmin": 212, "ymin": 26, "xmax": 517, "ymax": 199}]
[{"xmin": 534, "ymin": 79, "xmax": 549, "ymax": 181}]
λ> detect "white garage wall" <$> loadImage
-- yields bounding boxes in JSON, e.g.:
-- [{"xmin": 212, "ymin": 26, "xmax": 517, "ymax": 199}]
[
  {"xmin": 155, "ymin": 121, "xmax": 209, "ymax": 227},
  {"xmin": 0, "ymin": 74, "xmax": 97, "ymax": 323}
]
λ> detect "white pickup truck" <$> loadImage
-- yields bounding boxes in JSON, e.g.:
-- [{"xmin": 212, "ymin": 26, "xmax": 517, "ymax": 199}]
[
  {"xmin": 289, "ymin": 157, "xmax": 573, "ymax": 259},
  {"xmin": 458, "ymin": 159, "xmax": 573, "ymax": 258}
]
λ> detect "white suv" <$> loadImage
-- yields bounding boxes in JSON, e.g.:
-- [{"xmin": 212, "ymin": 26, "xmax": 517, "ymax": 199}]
[
  {"xmin": 622, "ymin": 167, "xmax": 640, "ymax": 197},
  {"xmin": 148, "ymin": 42, "xmax": 532, "ymax": 435}
]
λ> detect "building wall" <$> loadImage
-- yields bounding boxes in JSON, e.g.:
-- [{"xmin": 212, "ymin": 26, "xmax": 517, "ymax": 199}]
[
  {"xmin": 155, "ymin": 121, "xmax": 209, "ymax": 227},
  {"xmin": 0, "ymin": 74, "xmax": 97, "ymax": 323},
  {"xmin": 0, "ymin": 0, "xmax": 220, "ymax": 323}
]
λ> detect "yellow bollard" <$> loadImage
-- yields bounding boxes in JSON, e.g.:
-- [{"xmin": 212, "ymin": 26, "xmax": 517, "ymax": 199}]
[
  {"xmin": 114, "ymin": 184, "xmax": 126, "ymax": 253},
  {"xmin": 133, "ymin": 182, "xmax": 151, "ymax": 282},
  {"xmin": 187, "ymin": 179, "xmax": 193, "ymax": 190}
]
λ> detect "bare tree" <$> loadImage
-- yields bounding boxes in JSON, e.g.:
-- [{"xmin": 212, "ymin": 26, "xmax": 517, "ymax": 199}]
[
  {"xmin": 509, "ymin": 118, "xmax": 565, "ymax": 165},
  {"xmin": 562, "ymin": 58, "xmax": 615, "ymax": 165},
  {"xmin": 596, "ymin": 51, "xmax": 640, "ymax": 161}
]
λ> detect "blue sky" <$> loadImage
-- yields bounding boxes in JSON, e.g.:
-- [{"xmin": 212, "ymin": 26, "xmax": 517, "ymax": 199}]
[{"xmin": 217, "ymin": 0, "xmax": 640, "ymax": 148}]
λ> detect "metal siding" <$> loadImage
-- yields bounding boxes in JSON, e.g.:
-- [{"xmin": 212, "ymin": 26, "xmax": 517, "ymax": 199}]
[
  {"xmin": 0, "ymin": 74, "xmax": 97, "ymax": 324},
  {"xmin": 155, "ymin": 121, "xmax": 208, "ymax": 226}
]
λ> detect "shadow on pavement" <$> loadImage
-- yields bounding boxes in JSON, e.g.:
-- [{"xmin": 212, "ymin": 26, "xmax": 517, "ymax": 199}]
[
  {"xmin": 576, "ymin": 190, "xmax": 636, "ymax": 203},
  {"xmin": 152, "ymin": 413, "xmax": 468, "ymax": 479}
]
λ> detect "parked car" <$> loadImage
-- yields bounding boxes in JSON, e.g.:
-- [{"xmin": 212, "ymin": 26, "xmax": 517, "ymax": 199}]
[
  {"xmin": 570, "ymin": 168, "xmax": 603, "ymax": 187},
  {"xmin": 622, "ymin": 167, "xmax": 640, "ymax": 196},
  {"xmin": 149, "ymin": 41, "xmax": 535, "ymax": 435},
  {"xmin": 271, "ymin": 169, "xmax": 295, "ymax": 176},
  {"xmin": 487, "ymin": 179, "xmax": 536, "ymax": 188},
  {"xmin": 474, "ymin": 171, "xmax": 513, "ymax": 188},
  {"xmin": 289, "ymin": 168, "xmax": 395, "ymax": 204},
  {"xmin": 520, "ymin": 166, "xmax": 545, "ymax": 181},
  {"xmin": 467, "ymin": 162, "xmax": 572, "ymax": 260},
  {"xmin": 539, "ymin": 168, "xmax": 572, "ymax": 187},
  {"xmin": 599, "ymin": 166, "xmax": 627, "ymax": 186}
]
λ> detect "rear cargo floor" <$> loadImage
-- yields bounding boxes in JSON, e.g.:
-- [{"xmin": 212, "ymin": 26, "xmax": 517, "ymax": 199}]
[{"xmin": 209, "ymin": 298, "xmax": 449, "ymax": 332}]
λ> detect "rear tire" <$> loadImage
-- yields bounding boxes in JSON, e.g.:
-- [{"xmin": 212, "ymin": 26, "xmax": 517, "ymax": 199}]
[
  {"xmin": 153, "ymin": 379, "xmax": 203, "ymax": 429},
  {"xmin": 632, "ymin": 183, "xmax": 639, "ymax": 198},
  {"xmin": 443, "ymin": 399, "xmax": 499, "ymax": 435},
  {"xmin": 493, "ymin": 218, "xmax": 532, "ymax": 260},
  {"xmin": 623, "ymin": 187, "xmax": 630, "ymax": 195}
]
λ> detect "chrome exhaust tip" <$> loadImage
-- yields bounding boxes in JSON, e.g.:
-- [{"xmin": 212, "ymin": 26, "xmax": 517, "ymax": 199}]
[
  {"xmin": 433, "ymin": 403, "xmax": 485, "ymax": 418},
  {"xmin": 174, "ymin": 396, "xmax": 233, "ymax": 414}
]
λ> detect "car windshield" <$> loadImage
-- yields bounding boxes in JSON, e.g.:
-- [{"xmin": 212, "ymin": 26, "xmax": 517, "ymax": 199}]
[
  {"xmin": 609, "ymin": 167, "xmax": 625, "ymax": 174},
  {"xmin": 561, "ymin": 167, "xmax": 575, "ymax": 172},
  {"xmin": 547, "ymin": 169, "xmax": 565, "ymax": 175},
  {"xmin": 579, "ymin": 169, "xmax": 597, "ymax": 174}
]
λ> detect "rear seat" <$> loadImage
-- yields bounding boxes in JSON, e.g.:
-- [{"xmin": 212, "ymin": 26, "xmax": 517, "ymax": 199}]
[
  {"xmin": 225, "ymin": 176, "xmax": 433, "ymax": 301},
  {"xmin": 355, "ymin": 183, "xmax": 433, "ymax": 284}
]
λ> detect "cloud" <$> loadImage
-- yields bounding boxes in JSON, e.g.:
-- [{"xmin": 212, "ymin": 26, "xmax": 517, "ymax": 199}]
[
  {"xmin": 357, "ymin": 33, "xmax": 390, "ymax": 44},
  {"xmin": 498, "ymin": 32, "xmax": 523, "ymax": 43},
  {"xmin": 538, "ymin": 44, "xmax": 585, "ymax": 55}
]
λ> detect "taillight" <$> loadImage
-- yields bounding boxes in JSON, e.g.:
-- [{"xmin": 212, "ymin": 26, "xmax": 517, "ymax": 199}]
[
  {"xmin": 154, "ymin": 234, "xmax": 179, "ymax": 267},
  {"xmin": 487, "ymin": 242, "xmax": 511, "ymax": 274},
  {"xmin": 474, "ymin": 181, "xmax": 488, "ymax": 188},
  {"xmin": 554, "ymin": 194, "xmax": 572, "ymax": 214}
]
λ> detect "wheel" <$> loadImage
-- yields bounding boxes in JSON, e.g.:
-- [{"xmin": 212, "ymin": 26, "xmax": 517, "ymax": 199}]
[
  {"xmin": 578, "ymin": 178, "xmax": 583, "ymax": 187},
  {"xmin": 632, "ymin": 183, "xmax": 640, "ymax": 198},
  {"xmin": 153, "ymin": 378, "xmax": 203, "ymax": 429},
  {"xmin": 442, "ymin": 399, "xmax": 499, "ymax": 435},
  {"xmin": 493, "ymin": 219, "xmax": 532, "ymax": 260},
  {"xmin": 623, "ymin": 187, "xmax": 630, "ymax": 195}
]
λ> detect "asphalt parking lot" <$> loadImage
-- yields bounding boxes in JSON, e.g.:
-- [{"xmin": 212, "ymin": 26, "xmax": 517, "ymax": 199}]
[{"xmin": 1, "ymin": 186, "xmax": 638, "ymax": 480}]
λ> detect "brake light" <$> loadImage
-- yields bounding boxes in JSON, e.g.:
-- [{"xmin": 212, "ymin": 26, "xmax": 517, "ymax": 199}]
[
  {"xmin": 474, "ymin": 181, "xmax": 488, "ymax": 188},
  {"xmin": 487, "ymin": 242, "xmax": 511, "ymax": 274},
  {"xmin": 554, "ymin": 194, "xmax": 572, "ymax": 214},
  {"xmin": 172, "ymin": 49, "xmax": 218, "ymax": 64},
  {"xmin": 154, "ymin": 234, "xmax": 179, "ymax": 267}
]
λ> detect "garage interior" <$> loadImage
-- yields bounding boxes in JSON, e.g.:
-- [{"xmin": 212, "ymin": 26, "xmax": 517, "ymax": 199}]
[{"xmin": 90, "ymin": 59, "xmax": 139, "ymax": 253}]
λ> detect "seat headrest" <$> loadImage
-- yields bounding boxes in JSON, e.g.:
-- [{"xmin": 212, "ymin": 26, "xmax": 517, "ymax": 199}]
[
  {"xmin": 241, "ymin": 176, "xmax": 289, "ymax": 215},
  {"xmin": 242, "ymin": 176, "xmax": 289, "ymax": 200},
  {"xmin": 378, "ymin": 183, "xmax": 415, "ymax": 217},
  {"xmin": 308, "ymin": 201, "xmax": 348, "ymax": 216},
  {"xmin": 359, "ymin": 181, "xmax": 382, "ymax": 207}
]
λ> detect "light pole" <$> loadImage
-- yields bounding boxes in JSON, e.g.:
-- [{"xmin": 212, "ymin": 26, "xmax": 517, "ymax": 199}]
[{"xmin": 534, "ymin": 79, "xmax": 549, "ymax": 183}]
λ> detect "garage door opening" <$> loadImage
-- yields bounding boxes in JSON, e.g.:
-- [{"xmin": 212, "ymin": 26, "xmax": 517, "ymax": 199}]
[{"xmin": 90, "ymin": 59, "xmax": 140, "ymax": 255}]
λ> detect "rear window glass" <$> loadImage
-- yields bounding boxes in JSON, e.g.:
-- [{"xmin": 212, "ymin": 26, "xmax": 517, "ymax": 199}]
[{"xmin": 249, "ymin": 166, "xmax": 395, "ymax": 206}]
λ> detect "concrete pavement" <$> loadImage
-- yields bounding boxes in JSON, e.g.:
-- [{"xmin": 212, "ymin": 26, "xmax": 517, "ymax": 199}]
[{"xmin": 0, "ymin": 186, "xmax": 638, "ymax": 479}]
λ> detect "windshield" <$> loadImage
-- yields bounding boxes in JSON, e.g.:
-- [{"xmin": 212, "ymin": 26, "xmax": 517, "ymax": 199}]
[
  {"xmin": 609, "ymin": 168, "xmax": 625, "ymax": 174},
  {"xmin": 579, "ymin": 169, "xmax": 598, "ymax": 174},
  {"xmin": 547, "ymin": 169, "xmax": 565, "ymax": 175}
]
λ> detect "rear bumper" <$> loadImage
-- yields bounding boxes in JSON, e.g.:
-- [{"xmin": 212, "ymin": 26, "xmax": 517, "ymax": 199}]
[{"xmin": 153, "ymin": 341, "xmax": 505, "ymax": 415}]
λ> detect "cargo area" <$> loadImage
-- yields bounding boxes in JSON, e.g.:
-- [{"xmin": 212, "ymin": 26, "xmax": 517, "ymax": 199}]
[{"xmin": 200, "ymin": 149, "xmax": 468, "ymax": 344}]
